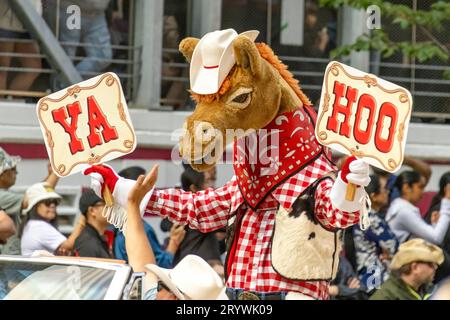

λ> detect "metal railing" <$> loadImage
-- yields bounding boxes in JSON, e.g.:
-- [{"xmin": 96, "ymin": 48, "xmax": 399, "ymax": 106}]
[
  {"xmin": 277, "ymin": 55, "xmax": 331, "ymax": 106},
  {"xmin": 159, "ymin": 47, "xmax": 190, "ymax": 109},
  {"xmin": 371, "ymin": 61, "xmax": 450, "ymax": 121},
  {"xmin": 0, "ymin": 2, "xmax": 141, "ymax": 102}
]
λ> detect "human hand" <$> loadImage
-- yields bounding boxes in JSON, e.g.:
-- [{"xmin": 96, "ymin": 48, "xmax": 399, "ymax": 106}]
[
  {"xmin": 316, "ymin": 28, "xmax": 329, "ymax": 51},
  {"xmin": 55, "ymin": 240, "xmax": 73, "ymax": 256},
  {"xmin": 169, "ymin": 224, "xmax": 186, "ymax": 246},
  {"xmin": 347, "ymin": 277, "xmax": 360, "ymax": 289},
  {"xmin": 379, "ymin": 248, "xmax": 392, "ymax": 263},
  {"xmin": 328, "ymin": 285, "xmax": 339, "ymax": 296},
  {"xmin": 128, "ymin": 165, "xmax": 159, "ymax": 205},
  {"xmin": 431, "ymin": 210, "xmax": 440, "ymax": 224}
]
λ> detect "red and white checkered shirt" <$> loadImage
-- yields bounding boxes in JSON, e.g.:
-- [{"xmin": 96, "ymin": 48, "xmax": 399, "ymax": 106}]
[{"xmin": 144, "ymin": 154, "xmax": 360, "ymax": 300}]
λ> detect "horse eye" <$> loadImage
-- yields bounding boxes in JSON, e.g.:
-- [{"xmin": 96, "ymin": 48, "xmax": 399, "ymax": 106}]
[{"xmin": 232, "ymin": 93, "xmax": 250, "ymax": 103}]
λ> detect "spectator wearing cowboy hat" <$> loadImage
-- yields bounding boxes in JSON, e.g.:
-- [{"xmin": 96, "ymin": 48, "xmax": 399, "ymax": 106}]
[
  {"xmin": 124, "ymin": 165, "xmax": 227, "ymax": 300},
  {"xmin": 0, "ymin": 147, "xmax": 59, "ymax": 254},
  {"xmin": 144, "ymin": 254, "xmax": 227, "ymax": 300},
  {"xmin": 19, "ymin": 183, "xmax": 85, "ymax": 256},
  {"xmin": 370, "ymin": 239, "xmax": 444, "ymax": 300}
]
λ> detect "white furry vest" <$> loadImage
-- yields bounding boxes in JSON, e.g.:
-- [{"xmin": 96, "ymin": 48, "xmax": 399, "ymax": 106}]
[{"xmin": 271, "ymin": 175, "xmax": 341, "ymax": 280}]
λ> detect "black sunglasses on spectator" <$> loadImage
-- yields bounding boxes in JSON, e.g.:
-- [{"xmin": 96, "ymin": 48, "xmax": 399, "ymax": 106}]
[
  {"xmin": 42, "ymin": 199, "xmax": 59, "ymax": 207},
  {"xmin": 157, "ymin": 281, "xmax": 190, "ymax": 299},
  {"xmin": 157, "ymin": 281, "xmax": 171, "ymax": 292}
]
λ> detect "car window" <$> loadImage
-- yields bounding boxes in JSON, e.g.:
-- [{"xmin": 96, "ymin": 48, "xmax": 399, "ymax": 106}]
[{"xmin": 0, "ymin": 261, "xmax": 115, "ymax": 300}]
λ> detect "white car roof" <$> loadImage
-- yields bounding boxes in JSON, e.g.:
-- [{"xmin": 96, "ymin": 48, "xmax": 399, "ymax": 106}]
[
  {"xmin": 0, "ymin": 255, "xmax": 132, "ymax": 299},
  {"xmin": 0, "ymin": 255, "xmax": 130, "ymax": 271}
]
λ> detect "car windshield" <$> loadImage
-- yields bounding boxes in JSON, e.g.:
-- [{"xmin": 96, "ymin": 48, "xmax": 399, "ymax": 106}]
[{"xmin": 0, "ymin": 260, "xmax": 115, "ymax": 300}]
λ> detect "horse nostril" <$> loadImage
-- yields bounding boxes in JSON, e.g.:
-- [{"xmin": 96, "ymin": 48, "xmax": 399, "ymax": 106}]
[{"xmin": 195, "ymin": 122, "xmax": 215, "ymax": 142}]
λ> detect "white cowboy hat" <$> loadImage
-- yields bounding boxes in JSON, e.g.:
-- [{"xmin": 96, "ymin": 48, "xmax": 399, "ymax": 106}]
[
  {"xmin": 190, "ymin": 28, "xmax": 259, "ymax": 94},
  {"xmin": 23, "ymin": 182, "xmax": 62, "ymax": 214},
  {"xmin": 390, "ymin": 238, "xmax": 444, "ymax": 270},
  {"xmin": 145, "ymin": 254, "xmax": 227, "ymax": 300}
]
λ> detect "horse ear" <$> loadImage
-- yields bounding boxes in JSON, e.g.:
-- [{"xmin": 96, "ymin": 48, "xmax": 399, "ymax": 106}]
[
  {"xmin": 232, "ymin": 35, "xmax": 261, "ymax": 75},
  {"xmin": 179, "ymin": 37, "xmax": 200, "ymax": 63}
]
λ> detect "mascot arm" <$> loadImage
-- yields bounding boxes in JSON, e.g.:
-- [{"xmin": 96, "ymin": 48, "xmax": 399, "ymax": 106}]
[
  {"xmin": 314, "ymin": 178, "xmax": 360, "ymax": 230},
  {"xmin": 84, "ymin": 165, "xmax": 234, "ymax": 233},
  {"xmin": 145, "ymin": 180, "xmax": 236, "ymax": 232},
  {"xmin": 84, "ymin": 164, "xmax": 152, "ymax": 215},
  {"xmin": 317, "ymin": 156, "xmax": 371, "ymax": 229}
]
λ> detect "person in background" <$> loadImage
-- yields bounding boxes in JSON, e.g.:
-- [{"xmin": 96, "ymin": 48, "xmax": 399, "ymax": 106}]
[
  {"xmin": 74, "ymin": 189, "xmax": 112, "ymax": 258},
  {"xmin": 386, "ymin": 171, "xmax": 450, "ymax": 245},
  {"xmin": 161, "ymin": 165, "xmax": 224, "ymax": 269},
  {"xmin": 54, "ymin": 0, "xmax": 113, "ymax": 89},
  {"xmin": 424, "ymin": 171, "xmax": 450, "ymax": 282},
  {"xmin": 370, "ymin": 239, "xmax": 443, "ymax": 300},
  {"xmin": 124, "ymin": 165, "xmax": 227, "ymax": 300},
  {"xmin": 372, "ymin": 156, "xmax": 432, "ymax": 208},
  {"xmin": 0, "ymin": 0, "xmax": 42, "ymax": 97},
  {"xmin": 114, "ymin": 166, "xmax": 185, "ymax": 267},
  {"xmin": 160, "ymin": 14, "xmax": 189, "ymax": 109},
  {"xmin": 353, "ymin": 175, "xmax": 399, "ymax": 292},
  {"xmin": 294, "ymin": 0, "xmax": 331, "ymax": 105},
  {"xmin": 0, "ymin": 209, "xmax": 15, "ymax": 247},
  {"xmin": 329, "ymin": 253, "xmax": 369, "ymax": 300},
  {"xmin": 0, "ymin": 148, "xmax": 59, "ymax": 254},
  {"xmin": 19, "ymin": 183, "xmax": 85, "ymax": 256}
]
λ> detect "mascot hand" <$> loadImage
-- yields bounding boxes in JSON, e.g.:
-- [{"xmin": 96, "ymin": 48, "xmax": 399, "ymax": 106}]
[
  {"xmin": 83, "ymin": 164, "xmax": 154, "ymax": 214},
  {"xmin": 330, "ymin": 156, "xmax": 370, "ymax": 212},
  {"xmin": 83, "ymin": 164, "xmax": 119, "ymax": 197}
]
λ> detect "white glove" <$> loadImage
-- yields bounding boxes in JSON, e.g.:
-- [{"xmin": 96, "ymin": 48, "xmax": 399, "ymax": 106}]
[
  {"xmin": 330, "ymin": 158, "xmax": 370, "ymax": 213},
  {"xmin": 84, "ymin": 164, "xmax": 153, "ymax": 217}
]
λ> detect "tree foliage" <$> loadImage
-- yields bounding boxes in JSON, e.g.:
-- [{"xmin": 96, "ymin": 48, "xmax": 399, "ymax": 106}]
[{"xmin": 319, "ymin": 0, "xmax": 450, "ymax": 78}]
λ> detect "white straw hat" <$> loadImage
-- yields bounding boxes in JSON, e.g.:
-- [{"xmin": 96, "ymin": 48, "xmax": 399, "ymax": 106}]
[{"xmin": 23, "ymin": 183, "xmax": 62, "ymax": 214}]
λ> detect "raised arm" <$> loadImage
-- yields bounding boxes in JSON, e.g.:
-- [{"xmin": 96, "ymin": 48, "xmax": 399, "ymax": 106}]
[
  {"xmin": 56, "ymin": 215, "xmax": 86, "ymax": 255},
  {"xmin": 319, "ymin": 156, "xmax": 371, "ymax": 229},
  {"xmin": 315, "ymin": 178, "xmax": 360, "ymax": 229},
  {"xmin": 399, "ymin": 199, "xmax": 450, "ymax": 245},
  {"xmin": 44, "ymin": 162, "xmax": 59, "ymax": 189},
  {"xmin": 83, "ymin": 164, "xmax": 237, "ymax": 234},
  {"xmin": 126, "ymin": 165, "xmax": 158, "ymax": 272},
  {"xmin": 399, "ymin": 194, "xmax": 450, "ymax": 245},
  {"xmin": 404, "ymin": 156, "xmax": 432, "ymax": 185},
  {"xmin": 125, "ymin": 166, "xmax": 160, "ymax": 298}
]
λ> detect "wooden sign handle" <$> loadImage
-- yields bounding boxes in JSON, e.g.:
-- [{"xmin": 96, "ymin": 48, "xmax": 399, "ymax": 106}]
[
  {"xmin": 345, "ymin": 182, "xmax": 357, "ymax": 201},
  {"xmin": 103, "ymin": 185, "xmax": 114, "ymax": 207}
]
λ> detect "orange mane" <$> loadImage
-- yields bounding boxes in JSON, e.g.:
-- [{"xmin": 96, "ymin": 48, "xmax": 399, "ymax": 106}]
[{"xmin": 191, "ymin": 42, "xmax": 311, "ymax": 106}]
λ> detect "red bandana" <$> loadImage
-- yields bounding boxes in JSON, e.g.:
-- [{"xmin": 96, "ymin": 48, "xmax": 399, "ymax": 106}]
[{"xmin": 233, "ymin": 106, "xmax": 327, "ymax": 210}]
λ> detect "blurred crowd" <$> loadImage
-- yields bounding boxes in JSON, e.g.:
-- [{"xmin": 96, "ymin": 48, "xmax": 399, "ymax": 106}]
[
  {"xmin": 0, "ymin": 147, "xmax": 226, "ymax": 297},
  {"xmin": 330, "ymin": 154, "xmax": 450, "ymax": 300},
  {"xmin": 1, "ymin": 144, "xmax": 450, "ymax": 300}
]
